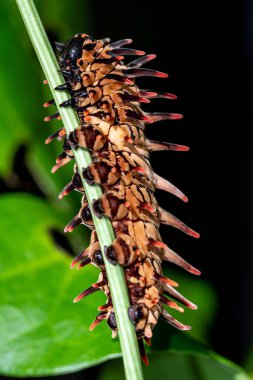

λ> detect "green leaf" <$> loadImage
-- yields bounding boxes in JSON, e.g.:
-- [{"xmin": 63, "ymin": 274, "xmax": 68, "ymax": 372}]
[
  {"xmin": 0, "ymin": 194, "xmax": 120, "ymax": 377},
  {"xmin": 99, "ymin": 334, "xmax": 251, "ymax": 380}
]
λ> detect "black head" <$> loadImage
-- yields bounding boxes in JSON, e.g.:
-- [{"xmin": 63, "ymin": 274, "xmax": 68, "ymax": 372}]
[{"xmin": 58, "ymin": 34, "xmax": 87, "ymax": 69}]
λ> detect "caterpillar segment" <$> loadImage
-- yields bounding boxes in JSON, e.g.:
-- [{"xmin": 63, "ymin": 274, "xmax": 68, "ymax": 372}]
[
  {"xmin": 57, "ymin": 150, "xmax": 188, "ymax": 202},
  {"xmin": 44, "ymin": 33, "xmax": 200, "ymax": 364}
]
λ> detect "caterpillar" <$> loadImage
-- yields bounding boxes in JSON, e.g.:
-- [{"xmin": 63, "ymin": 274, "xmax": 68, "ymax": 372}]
[{"xmin": 44, "ymin": 33, "xmax": 200, "ymax": 365}]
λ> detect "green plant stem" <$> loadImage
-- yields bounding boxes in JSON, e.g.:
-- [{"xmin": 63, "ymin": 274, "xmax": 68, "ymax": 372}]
[{"xmin": 15, "ymin": 1, "xmax": 143, "ymax": 379}]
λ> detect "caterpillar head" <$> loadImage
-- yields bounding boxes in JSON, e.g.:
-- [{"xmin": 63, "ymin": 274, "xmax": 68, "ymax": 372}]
[
  {"xmin": 58, "ymin": 33, "xmax": 97, "ymax": 70},
  {"xmin": 58, "ymin": 35, "xmax": 86, "ymax": 69}
]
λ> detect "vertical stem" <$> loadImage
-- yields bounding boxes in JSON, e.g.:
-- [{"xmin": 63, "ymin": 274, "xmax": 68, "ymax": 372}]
[{"xmin": 15, "ymin": 1, "xmax": 143, "ymax": 379}]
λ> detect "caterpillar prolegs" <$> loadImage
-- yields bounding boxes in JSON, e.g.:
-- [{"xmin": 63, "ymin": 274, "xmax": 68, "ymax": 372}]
[{"xmin": 44, "ymin": 33, "xmax": 200, "ymax": 364}]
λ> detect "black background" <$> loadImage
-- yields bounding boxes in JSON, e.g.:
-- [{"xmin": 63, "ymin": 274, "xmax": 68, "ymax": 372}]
[{"xmin": 90, "ymin": 0, "xmax": 252, "ymax": 365}]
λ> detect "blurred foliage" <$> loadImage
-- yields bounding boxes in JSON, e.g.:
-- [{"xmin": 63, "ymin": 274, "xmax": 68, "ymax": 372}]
[
  {"xmin": 0, "ymin": 0, "xmax": 91, "ymax": 248},
  {"xmin": 100, "ymin": 344, "xmax": 251, "ymax": 380},
  {"xmin": 0, "ymin": 0, "xmax": 250, "ymax": 378},
  {"xmin": 244, "ymin": 347, "xmax": 253, "ymax": 379}
]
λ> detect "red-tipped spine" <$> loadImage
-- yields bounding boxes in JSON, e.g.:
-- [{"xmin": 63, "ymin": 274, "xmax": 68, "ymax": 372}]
[{"xmin": 73, "ymin": 286, "xmax": 99, "ymax": 303}]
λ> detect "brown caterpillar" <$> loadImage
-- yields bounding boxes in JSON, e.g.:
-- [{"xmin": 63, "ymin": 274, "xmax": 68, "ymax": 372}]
[{"xmin": 44, "ymin": 33, "xmax": 200, "ymax": 365}]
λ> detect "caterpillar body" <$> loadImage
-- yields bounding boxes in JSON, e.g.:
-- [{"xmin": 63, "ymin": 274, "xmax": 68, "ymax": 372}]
[{"xmin": 44, "ymin": 33, "xmax": 200, "ymax": 364}]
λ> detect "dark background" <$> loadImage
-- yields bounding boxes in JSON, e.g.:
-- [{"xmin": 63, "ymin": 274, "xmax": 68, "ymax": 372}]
[
  {"xmin": 92, "ymin": 0, "xmax": 252, "ymax": 365},
  {"xmin": 1, "ymin": 0, "xmax": 252, "ymax": 378}
]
